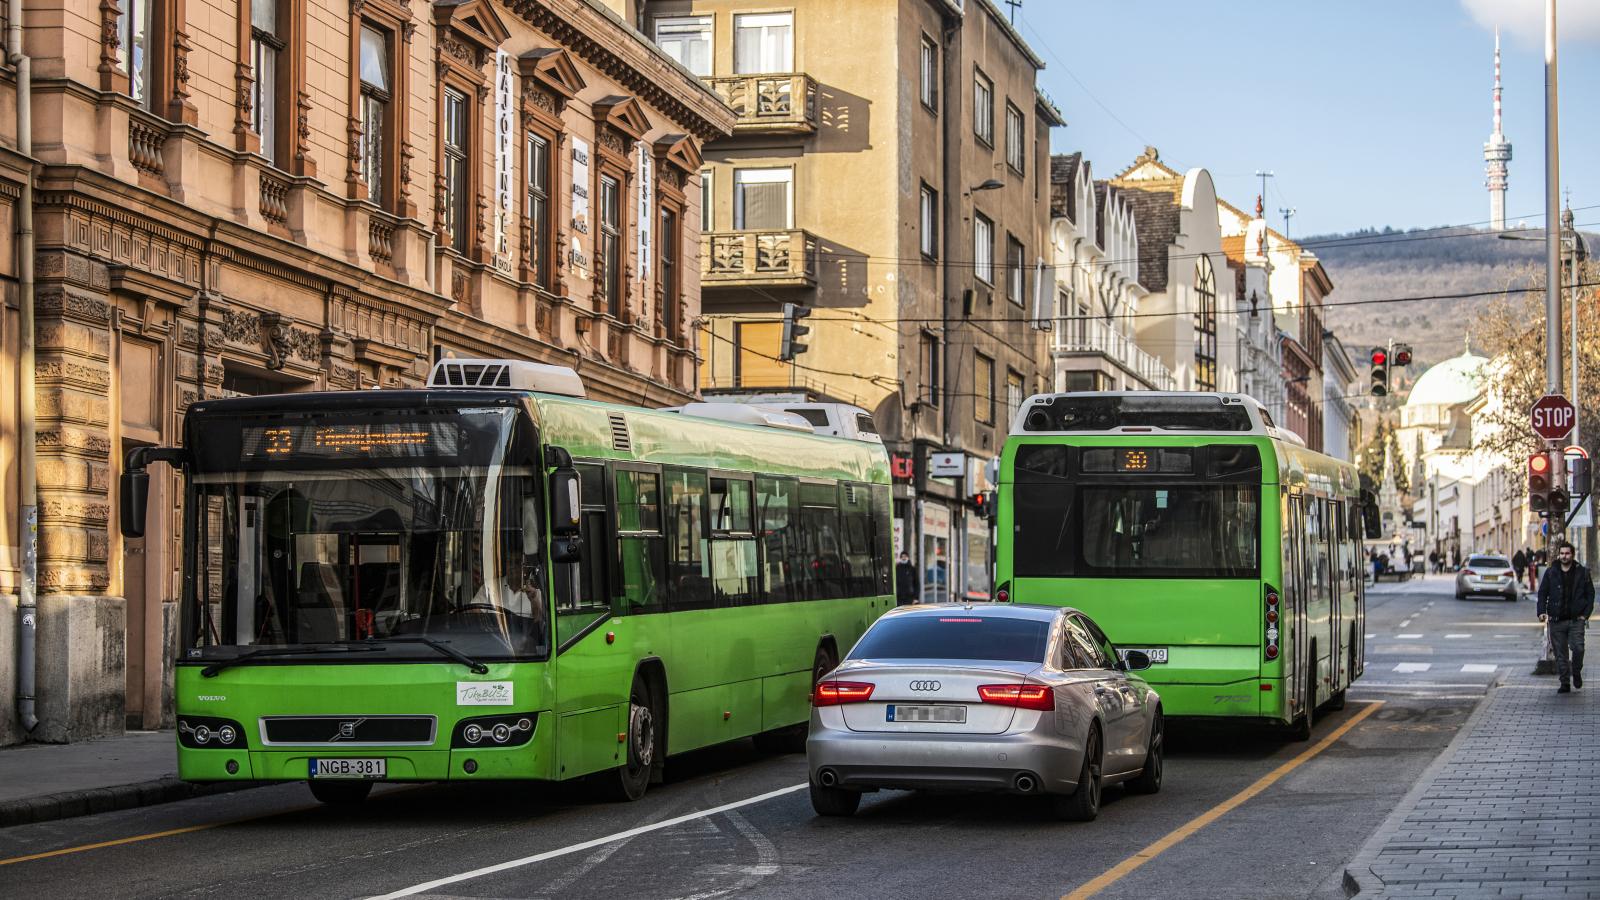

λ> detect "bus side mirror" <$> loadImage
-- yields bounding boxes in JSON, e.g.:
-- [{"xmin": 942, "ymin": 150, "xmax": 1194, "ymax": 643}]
[
  {"xmin": 121, "ymin": 469, "xmax": 149, "ymax": 539},
  {"xmin": 550, "ymin": 467, "xmax": 580, "ymax": 535}
]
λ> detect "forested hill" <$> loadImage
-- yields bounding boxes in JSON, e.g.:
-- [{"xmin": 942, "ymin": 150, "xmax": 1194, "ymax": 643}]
[{"xmin": 1304, "ymin": 225, "xmax": 1595, "ymax": 367}]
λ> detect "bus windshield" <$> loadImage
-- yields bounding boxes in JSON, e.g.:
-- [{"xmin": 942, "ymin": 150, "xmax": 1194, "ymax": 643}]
[
  {"xmin": 1013, "ymin": 482, "xmax": 1260, "ymax": 579},
  {"xmin": 187, "ymin": 407, "xmax": 549, "ymax": 660}
]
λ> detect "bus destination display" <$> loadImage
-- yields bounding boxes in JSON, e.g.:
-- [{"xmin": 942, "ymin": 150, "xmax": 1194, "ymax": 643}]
[{"xmin": 240, "ymin": 423, "xmax": 460, "ymax": 460}]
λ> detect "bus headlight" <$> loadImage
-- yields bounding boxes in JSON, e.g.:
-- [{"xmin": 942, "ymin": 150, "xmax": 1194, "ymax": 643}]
[
  {"xmin": 452, "ymin": 713, "xmax": 538, "ymax": 749},
  {"xmin": 178, "ymin": 715, "xmax": 248, "ymax": 749}
]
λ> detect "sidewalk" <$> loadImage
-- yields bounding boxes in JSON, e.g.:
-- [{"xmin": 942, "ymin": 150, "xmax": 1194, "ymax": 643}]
[
  {"xmin": 1344, "ymin": 666, "xmax": 1600, "ymax": 897},
  {"xmin": 0, "ymin": 731, "xmax": 256, "ymax": 827}
]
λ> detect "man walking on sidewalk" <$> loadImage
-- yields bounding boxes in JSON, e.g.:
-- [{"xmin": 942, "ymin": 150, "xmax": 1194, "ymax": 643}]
[{"xmin": 1537, "ymin": 540, "xmax": 1594, "ymax": 693}]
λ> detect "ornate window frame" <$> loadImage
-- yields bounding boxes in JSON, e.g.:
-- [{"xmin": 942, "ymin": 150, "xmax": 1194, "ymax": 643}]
[
  {"xmin": 652, "ymin": 134, "xmax": 700, "ymax": 344},
  {"xmin": 517, "ymin": 47, "xmax": 584, "ymax": 294},
  {"xmin": 348, "ymin": 0, "xmax": 415, "ymax": 210},
  {"xmin": 589, "ymin": 95, "xmax": 651, "ymax": 324},
  {"xmin": 432, "ymin": 0, "xmax": 511, "ymax": 263},
  {"xmin": 231, "ymin": 0, "xmax": 309, "ymax": 171}
]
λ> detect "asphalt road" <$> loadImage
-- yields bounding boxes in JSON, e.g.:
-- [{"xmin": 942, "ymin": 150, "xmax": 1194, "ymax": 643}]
[{"xmin": 0, "ymin": 575, "xmax": 1540, "ymax": 900}]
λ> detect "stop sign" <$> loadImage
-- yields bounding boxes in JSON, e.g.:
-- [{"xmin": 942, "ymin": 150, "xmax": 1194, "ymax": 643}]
[{"xmin": 1531, "ymin": 394, "xmax": 1576, "ymax": 441}]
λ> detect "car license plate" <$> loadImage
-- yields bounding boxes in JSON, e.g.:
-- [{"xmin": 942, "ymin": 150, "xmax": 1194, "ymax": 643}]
[
  {"xmin": 309, "ymin": 758, "xmax": 386, "ymax": 779},
  {"xmin": 1125, "ymin": 648, "xmax": 1168, "ymax": 664},
  {"xmin": 886, "ymin": 704, "xmax": 966, "ymax": 724},
  {"xmin": 1482, "ymin": 575, "xmax": 1502, "ymax": 581}
]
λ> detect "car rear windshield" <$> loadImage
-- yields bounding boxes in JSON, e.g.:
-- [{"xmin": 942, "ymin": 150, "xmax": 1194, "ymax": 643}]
[
  {"xmin": 848, "ymin": 615, "xmax": 1049, "ymax": 663},
  {"xmin": 1468, "ymin": 557, "xmax": 1510, "ymax": 569}
]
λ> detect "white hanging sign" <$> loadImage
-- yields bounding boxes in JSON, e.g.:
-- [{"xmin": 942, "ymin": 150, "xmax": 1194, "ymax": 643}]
[{"xmin": 492, "ymin": 50, "xmax": 515, "ymax": 274}]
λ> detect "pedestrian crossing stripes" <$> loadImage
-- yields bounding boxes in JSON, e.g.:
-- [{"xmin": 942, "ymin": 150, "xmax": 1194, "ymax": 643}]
[{"xmin": 1390, "ymin": 663, "xmax": 1500, "ymax": 674}]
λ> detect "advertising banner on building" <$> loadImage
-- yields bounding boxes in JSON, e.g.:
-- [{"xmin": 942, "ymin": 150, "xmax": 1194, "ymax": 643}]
[{"xmin": 569, "ymin": 137, "xmax": 591, "ymax": 273}]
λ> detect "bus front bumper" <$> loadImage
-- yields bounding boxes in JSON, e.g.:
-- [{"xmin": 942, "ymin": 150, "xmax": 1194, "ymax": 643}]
[{"xmin": 179, "ymin": 736, "xmax": 555, "ymax": 782}]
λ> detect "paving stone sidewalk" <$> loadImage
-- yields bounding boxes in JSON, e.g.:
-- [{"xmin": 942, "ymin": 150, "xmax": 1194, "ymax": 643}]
[
  {"xmin": 1344, "ymin": 665, "xmax": 1600, "ymax": 898},
  {"xmin": 0, "ymin": 731, "xmax": 256, "ymax": 827}
]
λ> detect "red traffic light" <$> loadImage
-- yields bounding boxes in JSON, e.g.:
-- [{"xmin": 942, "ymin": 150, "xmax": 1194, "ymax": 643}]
[
  {"xmin": 1529, "ymin": 453, "xmax": 1551, "ymax": 475},
  {"xmin": 1370, "ymin": 348, "xmax": 1387, "ymax": 366},
  {"xmin": 1394, "ymin": 348, "xmax": 1412, "ymax": 366}
]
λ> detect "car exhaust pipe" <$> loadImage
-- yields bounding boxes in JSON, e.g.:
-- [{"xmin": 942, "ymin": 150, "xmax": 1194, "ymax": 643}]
[
  {"xmin": 818, "ymin": 768, "xmax": 839, "ymax": 788},
  {"xmin": 1014, "ymin": 773, "xmax": 1037, "ymax": 793}
]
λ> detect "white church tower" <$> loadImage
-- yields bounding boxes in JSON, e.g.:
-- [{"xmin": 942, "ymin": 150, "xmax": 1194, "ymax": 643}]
[{"xmin": 1484, "ymin": 30, "xmax": 1513, "ymax": 231}]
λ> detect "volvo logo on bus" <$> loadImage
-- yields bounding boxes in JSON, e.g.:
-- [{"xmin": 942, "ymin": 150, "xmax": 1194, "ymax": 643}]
[
  {"xmin": 908, "ymin": 681, "xmax": 942, "ymax": 692},
  {"xmin": 332, "ymin": 719, "xmax": 365, "ymax": 741}
]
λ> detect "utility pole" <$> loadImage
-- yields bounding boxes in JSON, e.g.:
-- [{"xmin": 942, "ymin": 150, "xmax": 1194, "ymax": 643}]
[
  {"xmin": 1279, "ymin": 208, "xmax": 1298, "ymax": 237},
  {"xmin": 1004, "ymin": 0, "xmax": 1020, "ymax": 24},
  {"xmin": 1544, "ymin": 0, "xmax": 1565, "ymax": 542}
]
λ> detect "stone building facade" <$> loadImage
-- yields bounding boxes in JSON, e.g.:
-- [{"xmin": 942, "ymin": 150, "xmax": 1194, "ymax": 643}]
[
  {"xmin": 0, "ymin": 0, "xmax": 733, "ymax": 744},
  {"xmin": 639, "ymin": 0, "xmax": 1060, "ymax": 603}
]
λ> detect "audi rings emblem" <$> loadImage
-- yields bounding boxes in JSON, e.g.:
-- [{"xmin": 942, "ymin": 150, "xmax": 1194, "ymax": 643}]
[{"xmin": 908, "ymin": 680, "xmax": 942, "ymax": 692}]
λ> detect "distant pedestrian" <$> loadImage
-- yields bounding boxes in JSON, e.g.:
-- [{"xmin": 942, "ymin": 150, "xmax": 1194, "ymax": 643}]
[
  {"xmin": 895, "ymin": 552, "xmax": 919, "ymax": 605},
  {"xmin": 1513, "ymin": 548, "xmax": 1528, "ymax": 584},
  {"xmin": 1537, "ymin": 541, "xmax": 1594, "ymax": 693},
  {"xmin": 1429, "ymin": 550, "xmax": 1440, "ymax": 574},
  {"xmin": 1452, "ymin": 547, "xmax": 1461, "ymax": 569},
  {"xmin": 1371, "ymin": 550, "xmax": 1382, "ymax": 583}
]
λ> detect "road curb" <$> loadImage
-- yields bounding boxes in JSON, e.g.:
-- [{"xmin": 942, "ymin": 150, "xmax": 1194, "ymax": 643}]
[
  {"xmin": 0, "ymin": 777, "xmax": 264, "ymax": 829},
  {"xmin": 1340, "ymin": 673, "xmax": 1506, "ymax": 897}
]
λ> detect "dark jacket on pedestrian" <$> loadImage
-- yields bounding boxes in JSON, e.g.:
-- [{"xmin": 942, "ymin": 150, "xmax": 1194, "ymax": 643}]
[
  {"xmin": 1537, "ymin": 562, "xmax": 1596, "ymax": 621},
  {"xmin": 1512, "ymin": 549, "xmax": 1528, "ymax": 574},
  {"xmin": 895, "ymin": 561, "xmax": 919, "ymax": 604}
]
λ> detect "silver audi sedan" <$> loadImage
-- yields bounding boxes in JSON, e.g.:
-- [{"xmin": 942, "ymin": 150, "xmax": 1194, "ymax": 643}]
[
  {"xmin": 806, "ymin": 603, "xmax": 1163, "ymax": 821},
  {"xmin": 1454, "ymin": 554, "xmax": 1519, "ymax": 601}
]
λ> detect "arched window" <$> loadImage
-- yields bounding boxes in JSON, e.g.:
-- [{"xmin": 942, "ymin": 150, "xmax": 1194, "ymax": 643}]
[{"xmin": 1193, "ymin": 256, "xmax": 1217, "ymax": 391}]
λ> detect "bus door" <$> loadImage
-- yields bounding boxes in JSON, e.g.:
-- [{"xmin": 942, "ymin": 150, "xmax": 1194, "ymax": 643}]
[{"xmin": 1286, "ymin": 493, "xmax": 1310, "ymax": 716}]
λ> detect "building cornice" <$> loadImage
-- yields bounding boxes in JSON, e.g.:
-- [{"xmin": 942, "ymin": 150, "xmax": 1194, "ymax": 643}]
[{"xmin": 505, "ymin": 0, "xmax": 735, "ymax": 142}]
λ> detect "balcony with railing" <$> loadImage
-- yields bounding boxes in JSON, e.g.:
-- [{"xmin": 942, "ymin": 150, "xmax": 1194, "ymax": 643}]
[
  {"xmin": 705, "ymin": 73, "xmax": 819, "ymax": 135},
  {"xmin": 703, "ymin": 229, "xmax": 819, "ymax": 289},
  {"xmin": 1054, "ymin": 317, "xmax": 1177, "ymax": 391}
]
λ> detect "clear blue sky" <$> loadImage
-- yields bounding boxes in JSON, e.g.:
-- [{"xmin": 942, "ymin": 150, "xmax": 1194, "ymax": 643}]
[{"xmin": 1019, "ymin": 0, "xmax": 1600, "ymax": 237}]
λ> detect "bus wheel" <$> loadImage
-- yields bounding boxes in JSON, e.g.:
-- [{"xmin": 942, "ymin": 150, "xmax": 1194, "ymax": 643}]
[
  {"xmin": 603, "ymin": 673, "xmax": 658, "ymax": 802},
  {"xmin": 308, "ymin": 780, "xmax": 373, "ymax": 805},
  {"xmin": 754, "ymin": 644, "xmax": 836, "ymax": 755}
]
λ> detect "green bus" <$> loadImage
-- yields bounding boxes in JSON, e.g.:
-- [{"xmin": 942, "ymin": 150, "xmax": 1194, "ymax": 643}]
[
  {"xmin": 993, "ymin": 392, "xmax": 1371, "ymax": 738},
  {"xmin": 121, "ymin": 359, "xmax": 893, "ymax": 803}
]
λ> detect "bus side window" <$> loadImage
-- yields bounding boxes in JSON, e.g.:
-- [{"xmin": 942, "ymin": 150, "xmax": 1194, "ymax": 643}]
[
  {"xmin": 756, "ymin": 475, "xmax": 798, "ymax": 603},
  {"xmin": 871, "ymin": 484, "xmax": 893, "ymax": 597},
  {"xmin": 613, "ymin": 468, "xmax": 665, "ymax": 616},
  {"xmin": 664, "ymin": 468, "xmax": 711, "ymax": 610}
]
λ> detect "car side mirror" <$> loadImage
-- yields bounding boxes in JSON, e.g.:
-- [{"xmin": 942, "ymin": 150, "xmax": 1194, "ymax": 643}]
[{"xmin": 1121, "ymin": 650, "xmax": 1152, "ymax": 671}]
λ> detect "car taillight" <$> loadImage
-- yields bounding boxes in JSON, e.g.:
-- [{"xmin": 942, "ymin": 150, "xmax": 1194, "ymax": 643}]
[
  {"xmin": 1264, "ymin": 585, "xmax": 1280, "ymax": 663},
  {"xmin": 1462, "ymin": 569, "xmax": 1477, "ymax": 577},
  {"xmin": 977, "ymin": 684, "xmax": 1054, "ymax": 711},
  {"xmin": 812, "ymin": 681, "xmax": 875, "ymax": 706}
]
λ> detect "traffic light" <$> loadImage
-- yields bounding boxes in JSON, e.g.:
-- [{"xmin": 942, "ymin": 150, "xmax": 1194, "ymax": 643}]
[
  {"xmin": 971, "ymin": 491, "xmax": 996, "ymax": 521},
  {"xmin": 1549, "ymin": 486, "xmax": 1571, "ymax": 517},
  {"xmin": 1570, "ymin": 455, "xmax": 1592, "ymax": 496},
  {"xmin": 1392, "ymin": 343, "xmax": 1413, "ymax": 367},
  {"xmin": 1369, "ymin": 347, "xmax": 1389, "ymax": 396},
  {"xmin": 780, "ymin": 302, "xmax": 811, "ymax": 361},
  {"xmin": 1528, "ymin": 452, "xmax": 1552, "ymax": 515}
]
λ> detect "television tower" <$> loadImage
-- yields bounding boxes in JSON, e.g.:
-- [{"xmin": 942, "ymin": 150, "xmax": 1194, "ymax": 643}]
[{"xmin": 1484, "ymin": 29, "xmax": 1512, "ymax": 231}]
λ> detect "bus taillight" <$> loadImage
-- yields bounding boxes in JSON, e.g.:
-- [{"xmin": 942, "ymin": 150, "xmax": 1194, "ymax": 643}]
[{"xmin": 1264, "ymin": 586, "xmax": 1281, "ymax": 662}]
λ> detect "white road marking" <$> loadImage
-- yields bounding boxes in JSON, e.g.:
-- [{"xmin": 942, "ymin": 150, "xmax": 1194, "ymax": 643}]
[
  {"xmin": 1399, "ymin": 619, "xmax": 1413, "ymax": 628},
  {"xmin": 1393, "ymin": 662, "xmax": 1432, "ymax": 673},
  {"xmin": 1461, "ymin": 664, "xmax": 1498, "ymax": 673},
  {"xmin": 1395, "ymin": 634, "xmax": 1424, "ymax": 640},
  {"xmin": 1365, "ymin": 633, "xmax": 1377, "ymax": 639},
  {"xmin": 1445, "ymin": 634, "xmax": 1471, "ymax": 639},
  {"xmin": 1493, "ymin": 634, "xmax": 1514, "ymax": 639},
  {"xmin": 366, "ymin": 783, "xmax": 807, "ymax": 899},
  {"xmin": 1354, "ymin": 681, "xmax": 1489, "ymax": 688}
]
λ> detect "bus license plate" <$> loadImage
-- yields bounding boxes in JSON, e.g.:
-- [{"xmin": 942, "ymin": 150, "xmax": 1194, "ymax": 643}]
[
  {"xmin": 1127, "ymin": 648, "xmax": 1168, "ymax": 664},
  {"xmin": 886, "ymin": 705, "xmax": 966, "ymax": 723},
  {"xmin": 309, "ymin": 758, "xmax": 386, "ymax": 779}
]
